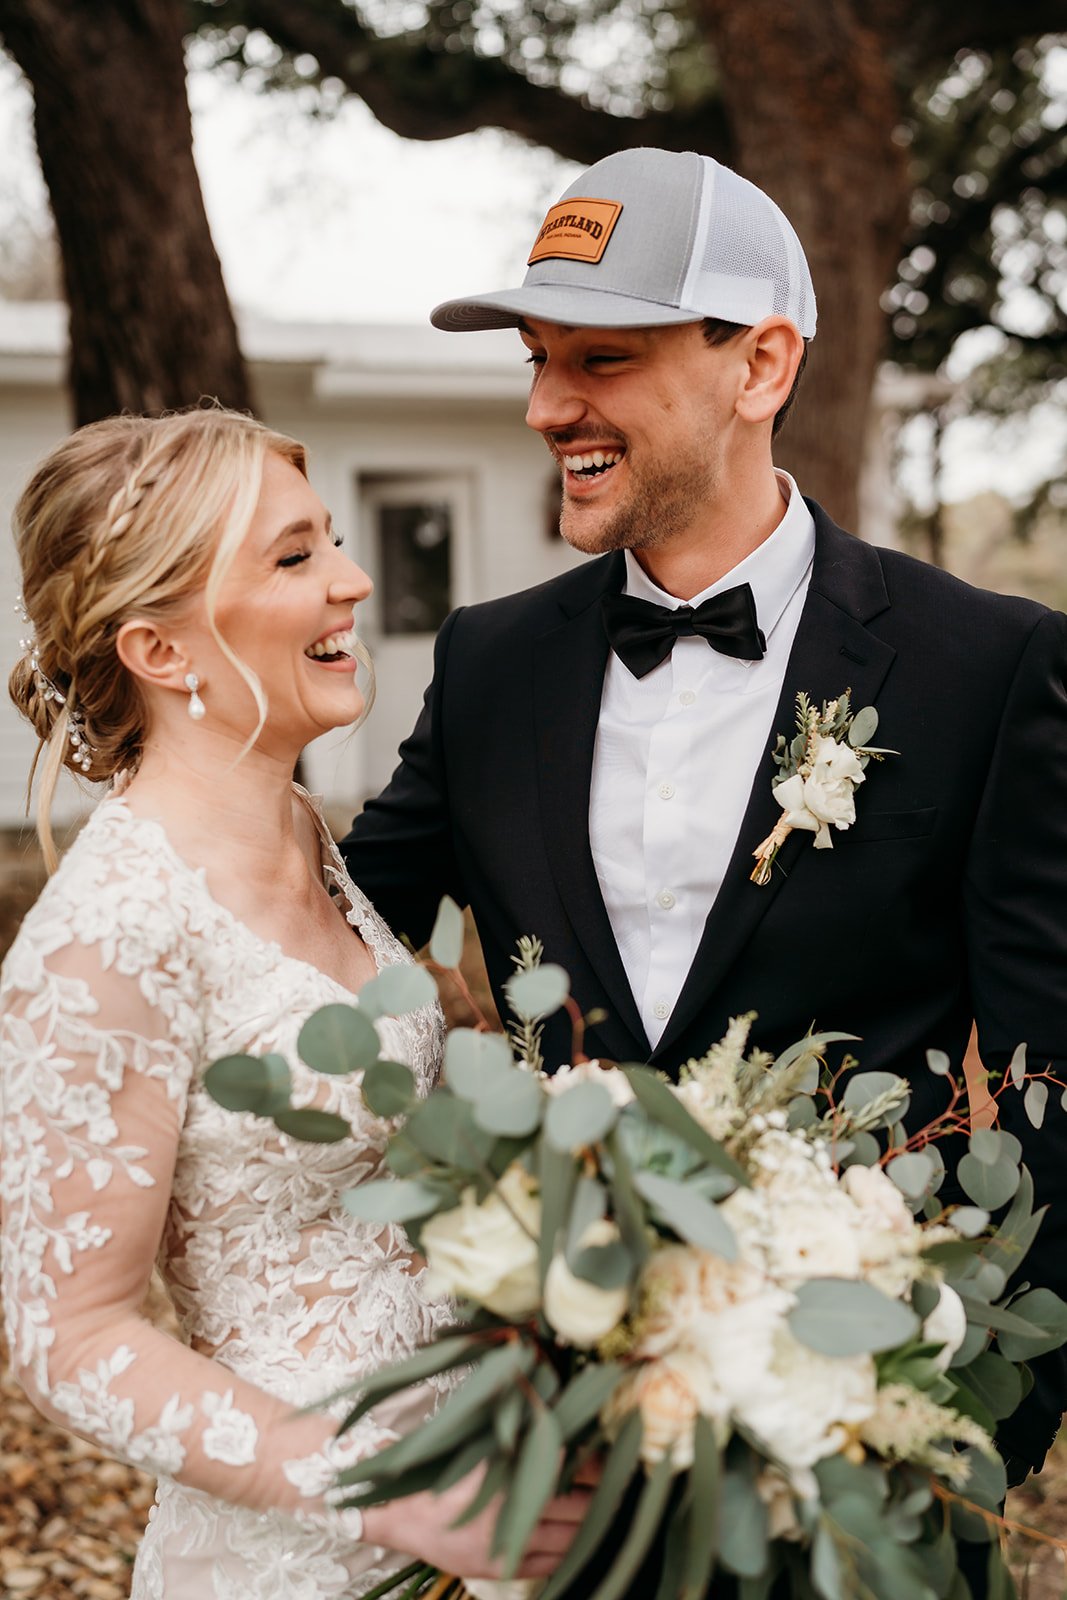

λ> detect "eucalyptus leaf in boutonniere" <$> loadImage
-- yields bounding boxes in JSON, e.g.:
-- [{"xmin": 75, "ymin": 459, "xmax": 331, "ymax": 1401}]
[{"xmin": 751, "ymin": 690, "xmax": 896, "ymax": 885}]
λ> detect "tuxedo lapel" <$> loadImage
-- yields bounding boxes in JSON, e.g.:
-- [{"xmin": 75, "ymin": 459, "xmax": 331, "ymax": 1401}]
[
  {"xmin": 654, "ymin": 508, "xmax": 898, "ymax": 1062},
  {"xmin": 534, "ymin": 553, "xmax": 649, "ymax": 1056}
]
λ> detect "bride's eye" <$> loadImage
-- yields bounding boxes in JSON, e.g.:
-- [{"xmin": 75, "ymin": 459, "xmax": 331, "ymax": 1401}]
[
  {"xmin": 331, "ymin": 533, "xmax": 343, "ymax": 549},
  {"xmin": 278, "ymin": 550, "xmax": 310, "ymax": 568}
]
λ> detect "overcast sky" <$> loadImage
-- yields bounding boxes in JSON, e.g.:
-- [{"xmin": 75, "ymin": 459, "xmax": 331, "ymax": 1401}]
[{"xmin": 1, "ymin": 48, "xmax": 1064, "ymax": 507}]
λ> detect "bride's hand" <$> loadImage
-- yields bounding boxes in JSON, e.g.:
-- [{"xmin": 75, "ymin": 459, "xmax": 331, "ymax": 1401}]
[{"xmin": 361, "ymin": 1462, "xmax": 592, "ymax": 1578}]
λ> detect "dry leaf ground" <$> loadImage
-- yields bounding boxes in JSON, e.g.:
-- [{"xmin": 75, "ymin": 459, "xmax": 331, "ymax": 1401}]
[{"xmin": 0, "ymin": 831, "xmax": 1064, "ymax": 1595}]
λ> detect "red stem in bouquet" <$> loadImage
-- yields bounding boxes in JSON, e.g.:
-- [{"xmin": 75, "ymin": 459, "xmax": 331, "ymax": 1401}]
[{"xmin": 931, "ymin": 1479, "xmax": 1067, "ymax": 1554}]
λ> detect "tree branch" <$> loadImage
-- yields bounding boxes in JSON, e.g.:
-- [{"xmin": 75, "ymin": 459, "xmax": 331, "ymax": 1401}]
[{"xmin": 188, "ymin": 0, "xmax": 733, "ymax": 165}]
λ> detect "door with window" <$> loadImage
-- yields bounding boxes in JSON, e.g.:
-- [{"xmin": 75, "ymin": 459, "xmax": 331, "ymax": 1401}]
[{"xmin": 357, "ymin": 474, "xmax": 471, "ymax": 794}]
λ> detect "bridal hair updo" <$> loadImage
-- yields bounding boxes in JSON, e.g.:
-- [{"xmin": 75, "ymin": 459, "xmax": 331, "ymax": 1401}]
[{"xmin": 9, "ymin": 405, "xmax": 372, "ymax": 871}]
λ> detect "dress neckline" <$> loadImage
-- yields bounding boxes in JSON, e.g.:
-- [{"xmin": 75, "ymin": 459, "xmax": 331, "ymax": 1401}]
[{"xmin": 95, "ymin": 788, "xmax": 384, "ymax": 1004}]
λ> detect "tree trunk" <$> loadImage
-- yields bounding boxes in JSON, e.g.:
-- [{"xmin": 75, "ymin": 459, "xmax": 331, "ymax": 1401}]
[
  {"xmin": 0, "ymin": 0, "xmax": 252, "ymax": 424},
  {"xmin": 695, "ymin": 0, "xmax": 909, "ymax": 532}
]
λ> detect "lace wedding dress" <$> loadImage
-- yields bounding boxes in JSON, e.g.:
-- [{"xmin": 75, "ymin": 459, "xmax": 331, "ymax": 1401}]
[{"xmin": 0, "ymin": 789, "xmax": 453, "ymax": 1598}]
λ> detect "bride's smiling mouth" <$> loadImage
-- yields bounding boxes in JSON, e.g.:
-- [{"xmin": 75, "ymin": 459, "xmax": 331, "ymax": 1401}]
[{"xmin": 304, "ymin": 625, "xmax": 358, "ymax": 668}]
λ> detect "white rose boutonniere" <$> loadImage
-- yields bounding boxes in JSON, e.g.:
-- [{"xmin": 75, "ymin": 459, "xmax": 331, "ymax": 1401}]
[{"xmin": 751, "ymin": 691, "xmax": 895, "ymax": 885}]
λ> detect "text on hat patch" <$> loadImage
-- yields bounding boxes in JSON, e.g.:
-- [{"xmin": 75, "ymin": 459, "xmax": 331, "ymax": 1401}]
[{"xmin": 527, "ymin": 198, "xmax": 624, "ymax": 267}]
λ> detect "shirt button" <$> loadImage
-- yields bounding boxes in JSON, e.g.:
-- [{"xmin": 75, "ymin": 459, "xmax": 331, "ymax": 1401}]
[
  {"xmin": 657, "ymin": 781, "xmax": 675, "ymax": 800},
  {"xmin": 657, "ymin": 890, "xmax": 676, "ymax": 909},
  {"xmin": 653, "ymin": 1000, "xmax": 670, "ymax": 1020},
  {"xmin": 679, "ymin": 690, "xmax": 696, "ymax": 706}
]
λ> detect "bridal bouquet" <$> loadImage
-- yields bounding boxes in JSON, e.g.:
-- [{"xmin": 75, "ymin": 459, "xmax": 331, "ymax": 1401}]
[{"xmin": 205, "ymin": 901, "xmax": 1067, "ymax": 1600}]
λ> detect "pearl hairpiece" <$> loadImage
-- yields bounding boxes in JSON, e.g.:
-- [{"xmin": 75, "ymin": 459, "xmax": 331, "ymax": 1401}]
[{"xmin": 15, "ymin": 595, "xmax": 95, "ymax": 774}]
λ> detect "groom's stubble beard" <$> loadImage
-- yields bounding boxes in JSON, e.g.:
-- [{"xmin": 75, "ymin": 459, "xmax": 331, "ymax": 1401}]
[{"xmin": 555, "ymin": 437, "xmax": 722, "ymax": 558}]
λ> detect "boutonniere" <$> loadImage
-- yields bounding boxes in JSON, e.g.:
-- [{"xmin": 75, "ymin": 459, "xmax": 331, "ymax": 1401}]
[{"xmin": 751, "ymin": 691, "xmax": 895, "ymax": 885}]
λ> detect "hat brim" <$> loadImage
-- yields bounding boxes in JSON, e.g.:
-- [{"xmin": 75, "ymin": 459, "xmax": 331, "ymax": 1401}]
[{"xmin": 430, "ymin": 283, "xmax": 709, "ymax": 333}]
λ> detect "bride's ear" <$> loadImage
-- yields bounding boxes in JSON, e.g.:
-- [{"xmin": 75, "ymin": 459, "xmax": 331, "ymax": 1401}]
[{"xmin": 116, "ymin": 619, "xmax": 194, "ymax": 693}]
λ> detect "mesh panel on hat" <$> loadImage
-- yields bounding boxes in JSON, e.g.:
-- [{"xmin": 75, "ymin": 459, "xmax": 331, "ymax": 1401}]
[{"xmin": 696, "ymin": 163, "xmax": 790, "ymax": 325}]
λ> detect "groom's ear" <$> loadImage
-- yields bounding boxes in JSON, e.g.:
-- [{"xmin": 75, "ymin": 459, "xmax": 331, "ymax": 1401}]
[{"xmin": 115, "ymin": 618, "xmax": 194, "ymax": 692}]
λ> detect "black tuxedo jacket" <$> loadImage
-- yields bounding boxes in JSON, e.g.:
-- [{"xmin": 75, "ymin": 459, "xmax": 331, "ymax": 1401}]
[{"xmin": 342, "ymin": 501, "xmax": 1067, "ymax": 1476}]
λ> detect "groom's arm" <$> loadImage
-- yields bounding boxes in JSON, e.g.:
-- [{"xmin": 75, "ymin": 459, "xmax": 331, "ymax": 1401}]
[
  {"xmin": 340, "ymin": 608, "xmax": 469, "ymax": 950},
  {"xmin": 964, "ymin": 605, "xmax": 1067, "ymax": 1474}
]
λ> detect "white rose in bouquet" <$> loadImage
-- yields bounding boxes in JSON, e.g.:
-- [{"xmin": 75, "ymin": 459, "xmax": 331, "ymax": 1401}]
[
  {"xmin": 544, "ymin": 1059, "xmax": 635, "ymax": 1106},
  {"xmin": 922, "ymin": 1282, "xmax": 968, "ymax": 1371},
  {"xmin": 543, "ymin": 1219, "xmax": 629, "ymax": 1348},
  {"xmin": 421, "ymin": 1162, "xmax": 541, "ymax": 1318},
  {"xmin": 738, "ymin": 1328, "xmax": 877, "ymax": 1474}
]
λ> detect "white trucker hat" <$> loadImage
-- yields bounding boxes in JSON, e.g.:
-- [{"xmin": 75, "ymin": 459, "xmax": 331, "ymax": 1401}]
[{"xmin": 431, "ymin": 147, "xmax": 816, "ymax": 338}]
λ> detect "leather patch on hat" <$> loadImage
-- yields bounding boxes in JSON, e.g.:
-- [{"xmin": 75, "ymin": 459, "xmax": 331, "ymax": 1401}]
[{"xmin": 528, "ymin": 198, "xmax": 623, "ymax": 266}]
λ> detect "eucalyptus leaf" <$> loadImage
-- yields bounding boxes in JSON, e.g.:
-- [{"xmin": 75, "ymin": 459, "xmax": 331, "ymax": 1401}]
[
  {"xmin": 272, "ymin": 1107, "xmax": 351, "ymax": 1143},
  {"xmin": 335, "ymin": 1331, "xmax": 480, "ymax": 1432},
  {"xmin": 953, "ymin": 1207, "xmax": 991, "ymax": 1239},
  {"xmin": 958, "ymin": 1153, "xmax": 1020, "ymax": 1211},
  {"xmin": 361, "ymin": 1059, "xmax": 418, "ymax": 1118},
  {"xmin": 887, "ymin": 1151, "xmax": 935, "ymax": 1200},
  {"xmin": 1024, "ymin": 1080, "xmax": 1048, "ymax": 1129},
  {"xmin": 811, "ymin": 1522, "xmax": 845, "ymax": 1600},
  {"xmin": 566, "ymin": 1175, "xmax": 609, "ymax": 1256},
  {"xmin": 789, "ymin": 1279, "xmax": 920, "ymax": 1357},
  {"xmin": 445, "ymin": 1029, "xmax": 515, "ymax": 1098},
  {"xmin": 569, "ymin": 1238, "xmax": 634, "ymax": 1289},
  {"xmin": 841, "ymin": 1130, "xmax": 882, "ymax": 1168},
  {"xmin": 603, "ymin": 1129, "xmax": 650, "ymax": 1266},
  {"xmin": 841, "ymin": 1071, "xmax": 911, "ymax": 1123},
  {"xmin": 848, "ymin": 705, "xmax": 879, "ymax": 747},
  {"xmin": 536, "ymin": 1411, "xmax": 644, "ymax": 1600},
  {"xmin": 997, "ymin": 1288, "xmax": 1067, "ymax": 1361},
  {"xmin": 682, "ymin": 1417, "xmax": 721, "ymax": 1600},
  {"xmin": 1008, "ymin": 1042, "xmax": 1027, "ymax": 1092},
  {"xmin": 538, "ymin": 1139, "xmax": 579, "ymax": 1285},
  {"xmin": 405, "ymin": 1093, "xmax": 496, "ymax": 1166},
  {"xmin": 972, "ymin": 1261, "xmax": 1007, "ymax": 1301},
  {"xmin": 623, "ymin": 1066, "xmax": 749, "ymax": 1187},
  {"xmin": 969, "ymin": 1128, "xmax": 1022, "ymax": 1166},
  {"xmin": 473, "ymin": 1069, "xmax": 544, "ymax": 1137},
  {"xmin": 429, "ymin": 895, "xmax": 466, "ymax": 969},
  {"xmin": 926, "ymin": 1048, "xmax": 951, "ymax": 1077},
  {"xmin": 449, "ymin": 1455, "xmax": 509, "ymax": 1528},
  {"xmin": 774, "ymin": 1030, "xmax": 859, "ymax": 1081},
  {"xmin": 364, "ymin": 1342, "xmax": 533, "ymax": 1482},
  {"xmin": 587, "ymin": 1452, "xmax": 675, "ymax": 1600},
  {"xmin": 205, "ymin": 1052, "xmax": 291, "ymax": 1115},
  {"xmin": 956, "ymin": 1293, "xmax": 1046, "ymax": 1341},
  {"xmin": 498, "ymin": 1407, "xmax": 563, "ymax": 1578},
  {"xmin": 298, "ymin": 1004, "xmax": 381, "ymax": 1076},
  {"xmin": 357, "ymin": 964, "xmax": 438, "ymax": 1022},
  {"xmin": 552, "ymin": 1361, "xmax": 625, "ymax": 1441},
  {"xmin": 343, "ymin": 1176, "xmax": 455, "ymax": 1223},
  {"xmin": 506, "ymin": 964, "xmax": 570, "ymax": 1021},
  {"xmin": 717, "ymin": 1463, "xmax": 770, "ymax": 1579},
  {"xmin": 958, "ymin": 1351, "xmax": 1023, "ymax": 1421},
  {"xmin": 948, "ymin": 1323, "xmax": 990, "ymax": 1369},
  {"xmin": 544, "ymin": 1080, "xmax": 619, "ymax": 1152},
  {"xmin": 634, "ymin": 1170, "xmax": 737, "ymax": 1259}
]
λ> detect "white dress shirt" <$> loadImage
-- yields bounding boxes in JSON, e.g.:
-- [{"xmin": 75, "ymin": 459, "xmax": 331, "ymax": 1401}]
[{"xmin": 588, "ymin": 472, "xmax": 815, "ymax": 1048}]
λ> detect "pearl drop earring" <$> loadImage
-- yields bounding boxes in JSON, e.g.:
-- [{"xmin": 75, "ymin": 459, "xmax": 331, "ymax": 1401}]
[{"xmin": 185, "ymin": 673, "xmax": 206, "ymax": 721}]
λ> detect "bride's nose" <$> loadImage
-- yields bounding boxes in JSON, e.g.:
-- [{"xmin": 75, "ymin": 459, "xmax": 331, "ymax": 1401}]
[{"xmin": 330, "ymin": 550, "xmax": 373, "ymax": 604}]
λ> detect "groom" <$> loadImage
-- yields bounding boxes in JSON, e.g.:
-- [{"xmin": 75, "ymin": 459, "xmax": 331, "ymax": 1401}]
[{"xmin": 342, "ymin": 149, "xmax": 1067, "ymax": 1502}]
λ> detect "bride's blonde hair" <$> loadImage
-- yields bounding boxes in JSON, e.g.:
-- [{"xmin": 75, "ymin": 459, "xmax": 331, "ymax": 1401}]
[{"xmin": 9, "ymin": 405, "xmax": 374, "ymax": 871}]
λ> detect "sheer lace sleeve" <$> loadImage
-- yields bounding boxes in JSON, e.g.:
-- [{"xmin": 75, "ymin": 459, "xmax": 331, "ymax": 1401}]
[{"xmin": 0, "ymin": 869, "xmax": 369, "ymax": 1536}]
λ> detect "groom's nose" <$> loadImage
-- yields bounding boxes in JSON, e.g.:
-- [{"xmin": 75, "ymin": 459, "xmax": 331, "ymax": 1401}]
[{"xmin": 525, "ymin": 358, "xmax": 588, "ymax": 436}]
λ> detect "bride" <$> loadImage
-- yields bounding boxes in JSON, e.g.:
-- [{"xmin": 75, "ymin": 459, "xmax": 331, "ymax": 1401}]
[{"xmin": 0, "ymin": 407, "xmax": 586, "ymax": 1598}]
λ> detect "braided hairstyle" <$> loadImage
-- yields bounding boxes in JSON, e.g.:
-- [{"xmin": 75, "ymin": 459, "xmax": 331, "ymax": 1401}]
[{"xmin": 9, "ymin": 405, "xmax": 309, "ymax": 869}]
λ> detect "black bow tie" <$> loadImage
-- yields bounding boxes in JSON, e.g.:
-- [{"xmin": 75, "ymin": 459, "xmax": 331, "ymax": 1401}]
[{"xmin": 601, "ymin": 585, "xmax": 766, "ymax": 679}]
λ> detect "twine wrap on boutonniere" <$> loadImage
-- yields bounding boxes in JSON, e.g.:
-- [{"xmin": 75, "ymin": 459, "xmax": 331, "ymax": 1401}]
[{"xmin": 751, "ymin": 690, "xmax": 896, "ymax": 885}]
